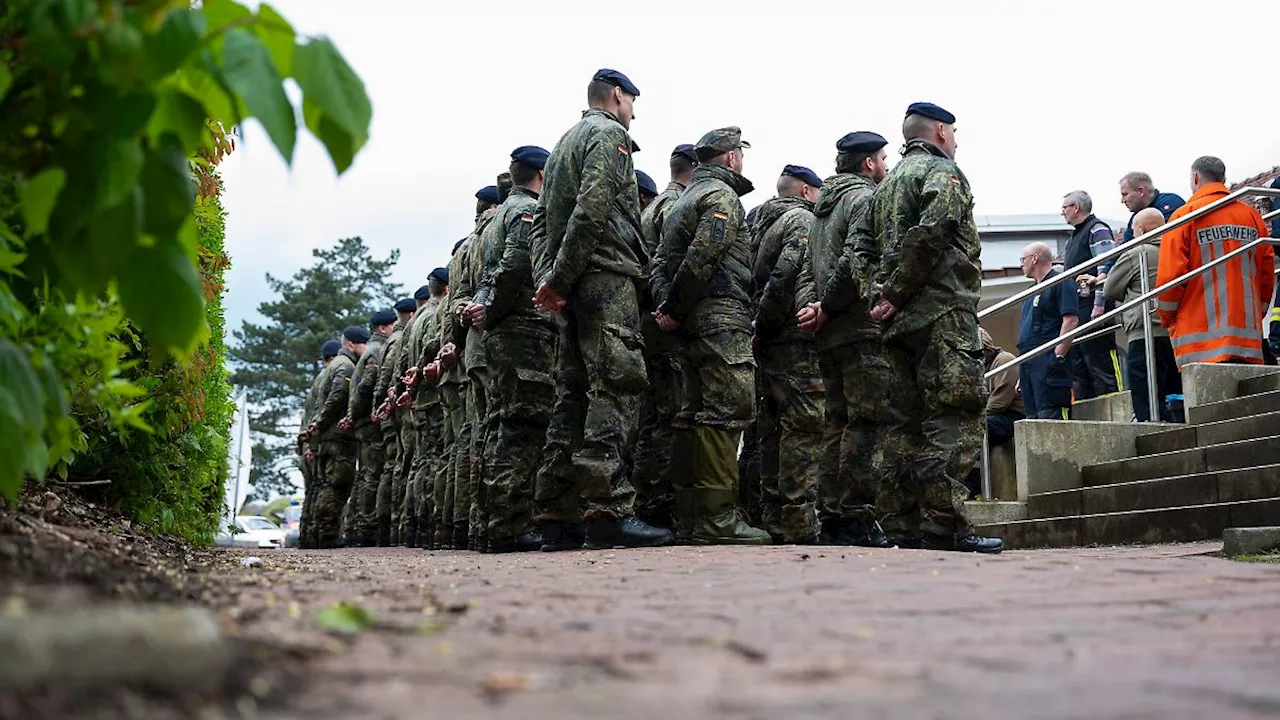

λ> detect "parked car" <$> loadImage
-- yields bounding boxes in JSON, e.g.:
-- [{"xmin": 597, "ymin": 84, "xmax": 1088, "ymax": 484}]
[{"xmin": 214, "ymin": 516, "xmax": 288, "ymax": 549}]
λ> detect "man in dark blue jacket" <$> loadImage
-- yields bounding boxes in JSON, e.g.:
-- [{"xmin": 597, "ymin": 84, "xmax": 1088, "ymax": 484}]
[
  {"xmin": 1018, "ymin": 243, "xmax": 1080, "ymax": 419},
  {"xmin": 1119, "ymin": 171, "xmax": 1185, "ymax": 243}
]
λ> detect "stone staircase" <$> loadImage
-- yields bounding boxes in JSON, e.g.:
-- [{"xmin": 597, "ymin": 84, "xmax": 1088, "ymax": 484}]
[{"xmin": 972, "ymin": 364, "xmax": 1280, "ymax": 549}]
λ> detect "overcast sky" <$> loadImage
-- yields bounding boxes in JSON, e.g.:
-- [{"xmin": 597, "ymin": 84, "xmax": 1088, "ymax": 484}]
[{"xmin": 219, "ymin": 0, "xmax": 1280, "ymax": 336}]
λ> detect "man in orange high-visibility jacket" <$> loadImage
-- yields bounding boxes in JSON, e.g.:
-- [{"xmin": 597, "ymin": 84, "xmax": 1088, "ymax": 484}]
[{"xmin": 1157, "ymin": 156, "xmax": 1275, "ymax": 367}]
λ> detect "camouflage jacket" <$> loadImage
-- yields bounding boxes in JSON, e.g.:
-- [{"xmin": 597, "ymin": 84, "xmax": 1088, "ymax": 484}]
[
  {"xmin": 454, "ymin": 209, "xmax": 499, "ymax": 372},
  {"xmin": 373, "ymin": 320, "xmax": 410, "ymax": 420},
  {"xmin": 300, "ymin": 359, "xmax": 332, "ymax": 450},
  {"xmin": 749, "ymin": 196, "xmax": 814, "ymax": 303},
  {"xmin": 314, "ymin": 349, "xmax": 357, "ymax": 445},
  {"xmin": 402, "ymin": 298, "xmax": 442, "ymax": 409},
  {"xmin": 475, "ymin": 187, "xmax": 555, "ymax": 337},
  {"xmin": 431, "ymin": 293, "xmax": 464, "ymax": 386},
  {"xmin": 640, "ymin": 181, "xmax": 685, "ymax": 263},
  {"xmin": 348, "ymin": 329, "xmax": 391, "ymax": 433},
  {"xmin": 852, "ymin": 140, "xmax": 981, "ymax": 338},
  {"xmin": 532, "ymin": 109, "xmax": 645, "ymax": 296},
  {"xmin": 809, "ymin": 172, "xmax": 880, "ymax": 349},
  {"xmin": 652, "ymin": 163, "xmax": 755, "ymax": 336},
  {"xmin": 755, "ymin": 228, "xmax": 817, "ymax": 347}
]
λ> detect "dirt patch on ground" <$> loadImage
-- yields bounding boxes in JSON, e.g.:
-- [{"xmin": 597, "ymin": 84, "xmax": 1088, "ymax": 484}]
[{"xmin": 0, "ymin": 489, "xmax": 302, "ymax": 720}]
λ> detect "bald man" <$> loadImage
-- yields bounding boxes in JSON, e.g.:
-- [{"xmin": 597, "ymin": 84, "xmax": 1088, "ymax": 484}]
[{"xmin": 1017, "ymin": 242, "xmax": 1080, "ymax": 419}]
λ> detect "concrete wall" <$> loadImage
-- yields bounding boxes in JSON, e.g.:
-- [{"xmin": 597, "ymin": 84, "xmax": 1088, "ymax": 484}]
[
  {"xmin": 1012, "ymin": 420, "xmax": 1172, "ymax": 499},
  {"xmin": 1182, "ymin": 362, "xmax": 1280, "ymax": 408}
]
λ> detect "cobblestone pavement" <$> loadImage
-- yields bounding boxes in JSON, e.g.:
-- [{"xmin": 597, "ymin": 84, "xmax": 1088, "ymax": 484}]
[{"xmin": 214, "ymin": 542, "xmax": 1280, "ymax": 720}]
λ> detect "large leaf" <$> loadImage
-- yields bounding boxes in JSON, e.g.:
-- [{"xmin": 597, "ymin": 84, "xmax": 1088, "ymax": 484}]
[
  {"xmin": 202, "ymin": 0, "xmax": 252, "ymax": 34},
  {"xmin": 303, "ymin": 99, "xmax": 358, "ymax": 175},
  {"xmin": 0, "ymin": 338, "xmax": 45, "ymax": 432},
  {"xmin": 254, "ymin": 4, "xmax": 295, "ymax": 78},
  {"xmin": 21, "ymin": 168, "xmax": 66, "ymax": 237},
  {"xmin": 293, "ymin": 38, "xmax": 371, "ymax": 157},
  {"xmin": 117, "ymin": 239, "xmax": 206, "ymax": 357},
  {"xmin": 0, "ymin": 63, "xmax": 12, "ymax": 103},
  {"xmin": 140, "ymin": 136, "xmax": 195, "ymax": 239},
  {"xmin": 98, "ymin": 140, "xmax": 145, "ymax": 210},
  {"xmin": 143, "ymin": 7, "xmax": 206, "ymax": 81},
  {"xmin": 221, "ymin": 29, "xmax": 295, "ymax": 163},
  {"xmin": 147, "ymin": 87, "xmax": 209, "ymax": 155}
]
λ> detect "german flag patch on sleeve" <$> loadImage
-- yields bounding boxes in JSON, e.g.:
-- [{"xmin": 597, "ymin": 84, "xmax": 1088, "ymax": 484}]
[{"xmin": 711, "ymin": 211, "xmax": 729, "ymax": 242}]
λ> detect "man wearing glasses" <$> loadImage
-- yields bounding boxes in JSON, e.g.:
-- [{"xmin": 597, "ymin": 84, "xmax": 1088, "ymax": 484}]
[
  {"xmin": 1017, "ymin": 243, "xmax": 1080, "ymax": 420},
  {"xmin": 1060, "ymin": 191, "xmax": 1123, "ymax": 401}
]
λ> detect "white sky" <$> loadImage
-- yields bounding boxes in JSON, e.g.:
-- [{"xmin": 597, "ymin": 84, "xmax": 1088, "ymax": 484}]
[{"xmin": 220, "ymin": 0, "xmax": 1280, "ymax": 334}]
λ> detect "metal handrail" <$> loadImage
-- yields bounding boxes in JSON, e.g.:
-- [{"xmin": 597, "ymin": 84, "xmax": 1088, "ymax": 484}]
[
  {"xmin": 986, "ymin": 236, "xmax": 1279, "ymax": 380},
  {"xmin": 978, "ymin": 186, "xmax": 1280, "ymax": 321}
]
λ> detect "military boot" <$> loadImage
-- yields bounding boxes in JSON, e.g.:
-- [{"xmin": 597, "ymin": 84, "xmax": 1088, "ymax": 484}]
[
  {"xmin": 451, "ymin": 522, "xmax": 469, "ymax": 551},
  {"xmin": 538, "ymin": 521, "xmax": 586, "ymax": 552},
  {"xmin": 673, "ymin": 491, "xmax": 696, "ymax": 545},
  {"xmin": 779, "ymin": 504, "xmax": 820, "ymax": 545},
  {"xmin": 689, "ymin": 426, "xmax": 771, "ymax": 546}
]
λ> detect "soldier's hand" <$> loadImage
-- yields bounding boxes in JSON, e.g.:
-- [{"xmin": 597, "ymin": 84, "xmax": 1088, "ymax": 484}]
[
  {"xmin": 337, "ymin": 412, "xmax": 353, "ymax": 432},
  {"xmin": 796, "ymin": 302, "xmax": 826, "ymax": 334},
  {"xmin": 438, "ymin": 343, "xmax": 458, "ymax": 371},
  {"xmin": 303, "ymin": 447, "xmax": 314, "ymax": 461},
  {"xmin": 870, "ymin": 298, "xmax": 898, "ymax": 322},
  {"xmin": 533, "ymin": 283, "xmax": 567, "ymax": 314},
  {"xmin": 653, "ymin": 310, "xmax": 680, "ymax": 332},
  {"xmin": 402, "ymin": 366, "xmax": 419, "ymax": 388},
  {"xmin": 463, "ymin": 302, "xmax": 486, "ymax": 328},
  {"xmin": 423, "ymin": 361, "xmax": 441, "ymax": 385},
  {"xmin": 396, "ymin": 391, "xmax": 412, "ymax": 408}
]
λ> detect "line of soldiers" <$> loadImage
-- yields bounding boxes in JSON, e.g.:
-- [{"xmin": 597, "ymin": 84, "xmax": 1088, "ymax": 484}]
[{"xmin": 294, "ymin": 68, "xmax": 1003, "ymax": 554}]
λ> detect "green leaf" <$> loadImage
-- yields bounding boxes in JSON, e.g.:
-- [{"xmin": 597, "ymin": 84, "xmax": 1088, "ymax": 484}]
[
  {"xmin": 22, "ymin": 168, "xmax": 67, "ymax": 237},
  {"xmin": 175, "ymin": 60, "xmax": 237, "ymax": 126},
  {"xmin": 0, "ymin": 63, "xmax": 12, "ymax": 103},
  {"xmin": 144, "ymin": 7, "xmax": 206, "ymax": 81},
  {"xmin": 148, "ymin": 87, "xmax": 209, "ymax": 155},
  {"xmin": 221, "ymin": 29, "xmax": 295, "ymax": 163},
  {"xmin": 140, "ymin": 137, "xmax": 195, "ymax": 239},
  {"xmin": 202, "ymin": 0, "xmax": 252, "ymax": 34},
  {"xmin": 314, "ymin": 601, "xmax": 374, "ymax": 634},
  {"xmin": 82, "ymin": 187, "xmax": 143, "ymax": 284},
  {"xmin": 99, "ymin": 140, "xmax": 145, "ymax": 210},
  {"xmin": 254, "ymin": 4, "xmax": 295, "ymax": 78},
  {"xmin": 116, "ymin": 239, "xmax": 206, "ymax": 357},
  {"xmin": 302, "ymin": 100, "xmax": 358, "ymax": 175},
  {"xmin": 293, "ymin": 37, "xmax": 371, "ymax": 157},
  {"xmin": 0, "ymin": 339, "xmax": 45, "ymax": 433}
]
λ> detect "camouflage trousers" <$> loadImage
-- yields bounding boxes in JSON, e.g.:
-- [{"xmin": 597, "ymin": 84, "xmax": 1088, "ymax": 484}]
[
  {"xmin": 446, "ymin": 382, "xmax": 470, "ymax": 545},
  {"xmin": 410, "ymin": 401, "xmax": 443, "ymax": 547},
  {"xmin": 351, "ymin": 427, "xmax": 386, "ymax": 545},
  {"xmin": 312, "ymin": 440, "xmax": 356, "ymax": 548},
  {"xmin": 630, "ymin": 343, "xmax": 684, "ymax": 527},
  {"xmin": 466, "ymin": 364, "xmax": 491, "ymax": 548},
  {"xmin": 818, "ymin": 340, "xmax": 893, "ymax": 529},
  {"xmin": 535, "ymin": 271, "xmax": 642, "ymax": 523},
  {"xmin": 299, "ymin": 447, "xmax": 318, "ymax": 548},
  {"xmin": 483, "ymin": 328, "xmax": 556, "ymax": 541},
  {"xmin": 376, "ymin": 422, "xmax": 401, "ymax": 544},
  {"xmin": 432, "ymin": 384, "xmax": 463, "ymax": 547},
  {"xmin": 677, "ymin": 329, "xmax": 755, "ymax": 503},
  {"xmin": 879, "ymin": 309, "xmax": 983, "ymax": 541},
  {"xmin": 395, "ymin": 408, "xmax": 417, "ymax": 545},
  {"xmin": 758, "ymin": 342, "xmax": 824, "ymax": 543}
]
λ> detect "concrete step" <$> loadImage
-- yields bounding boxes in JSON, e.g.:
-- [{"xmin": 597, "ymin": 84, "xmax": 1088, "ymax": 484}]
[
  {"xmin": 1081, "ymin": 435, "xmax": 1280, "ymax": 486},
  {"xmin": 1238, "ymin": 373, "xmax": 1280, "ymax": 397},
  {"xmin": 975, "ymin": 498, "xmax": 1280, "ymax": 549},
  {"xmin": 1026, "ymin": 464, "xmax": 1280, "ymax": 518},
  {"xmin": 1070, "ymin": 392, "xmax": 1133, "ymax": 422},
  {"xmin": 1186, "ymin": 389, "xmax": 1280, "ymax": 425},
  {"xmin": 1135, "ymin": 411, "xmax": 1280, "ymax": 455}
]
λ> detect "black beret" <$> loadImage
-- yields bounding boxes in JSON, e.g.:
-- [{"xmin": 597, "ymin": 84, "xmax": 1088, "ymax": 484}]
[
  {"xmin": 414, "ymin": 284, "xmax": 432, "ymax": 301},
  {"xmin": 782, "ymin": 164, "xmax": 823, "ymax": 188},
  {"xmin": 452, "ymin": 237, "xmax": 466, "ymax": 255},
  {"xmin": 905, "ymin": 102, "xmax": 955, "ymax": 125},
  {"xmin": 672, "ymin": 144, "xmax": 698, "ymax": 163},
  {"xmin": 394, "ymin": 298, "xmax": 417, "ymax": 314},
  {"xmin": 320, "ymin": 340, "xmax": 341, "ymax": 358},
  {"xmin": 428, "ymin": 266, "xmax": 449, "ymax": 284},
  {"xmin": 511, "ymin": 145, "xmax": 550, "ymax": 171},
  {"xmin": 635, "ymin": 170, "xmax": 658, "ymax": 197},
  {"xmin": 836, "ymin": 131, "xmax": 889, "ymax": 154},
  {"xmin": 475, "ymin": 186, "xmax": 500, "ymax": 205},
  {"xmin": 369, "ymin": 309, "xmax": 396, "ymax": 327},
  {"xmin": 592, "ymin": 68, "xmax": 640, "ymax": 97},
  {"xmin": 343, "ymin": 326, "xmax": 371, "ymax": 344}
]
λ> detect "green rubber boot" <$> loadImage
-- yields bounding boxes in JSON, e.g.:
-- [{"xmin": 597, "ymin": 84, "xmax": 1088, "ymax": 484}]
[{"xmin": 690, "ymin": 426, "xmax": 771, "ymax": 546}]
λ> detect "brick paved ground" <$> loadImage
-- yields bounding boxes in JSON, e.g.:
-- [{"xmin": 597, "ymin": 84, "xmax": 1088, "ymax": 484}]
[{"xmin": 214, "ymin": 542, "xmax": 1280, "ymax": 720}]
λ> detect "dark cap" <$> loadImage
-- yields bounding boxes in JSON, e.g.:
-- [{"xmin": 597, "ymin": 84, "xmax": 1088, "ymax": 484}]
[
  {"xmin": 475, "ymin": 185, "xmax": 500, "ymax": 205},
  {"xmin": 836, "ymin": 131, "xmax": 889, "ymax": 154},
  {"xmin": 414, "ymin": 284, "xmax": 432, "ymax": 301},
  {"xmin": 695, "ymin": 126, "xmax": 751, "ymax": 161},
  {"xmin": 320, "ymin": 339, "xmax": 341, "ymax": 359},
  {"xmin": 905, "ymin": 102, "xmax": 956, "ymax": 125},
  {"xmin": 635, "ymin": 170, "xmax": 658, "ymax": 197},
  {"xmin": 592, "ymin": 68, "xmax": 640, "ymax": 97},
  {"xmin": 370, "ymin": 309, "xmax": 396, "ymax": 327},
  {"xmin": 781, "ymin": 165, "xmax": 823, "ymax": 188},
  {"xmin": 511, "ymin": 145, "xmax": 550, "ymax": 171},
  {"xmin": 343, "ymin": 326, "xmax": 371, "ymax": 344},
  {"xmin": 394, "ymin": 298, "xmax": 417, "ymax": 314},
  {"xmin": 428, "ymin": 267, "xmax": 449, "ymax": 284},
  {"xmin": 672, "ymin": 144, "xmax": 698, "ymax": 163},
  {"xmin": 452, "ymin": 237, "xmax": 466, "ymax": 255}
]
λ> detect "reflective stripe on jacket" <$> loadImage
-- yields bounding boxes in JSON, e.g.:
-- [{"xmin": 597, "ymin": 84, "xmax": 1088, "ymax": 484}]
[{"xmin": 1156, "ymin": 183, "xmax": 1275, "ymax": 367}]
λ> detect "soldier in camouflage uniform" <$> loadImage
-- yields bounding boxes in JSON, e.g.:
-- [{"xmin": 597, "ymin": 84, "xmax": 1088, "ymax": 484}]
[
  {"xmin": 530, "ymin": 69, "xmax": 673, "ymax": 551},
  {"xmin": 465, "ymin": 145, "xmax": 555, "ymax": 553},
  {"xmin": 425, "ymin": 270, "xmax": 465, "ymax": 549},
  {"xmin": 851, "ymin": 103, "xmax": 1002, "ymax": 554},
  {"xmin": 795, "ymin": 132, "xmax": 894, "ymax": 548},
  {"xmin": 397, "ymin": 284, "xmax": 444, "ymax": 547},
  {"xmin": 748, "ymin": 165, "xmax": 823, "ymax": 544},
  {"xmin": 343, "ymin": 310, "xmax": 396, "ymax": 546},
  {"xmin": 453, "ymin": 182, "xmax": 506, "ymax": 550},
  {"xmin": 303, "ymin": 326, "xmax": 367, "ymax": 548},
  {"xmin": 631, "ymin": 144, "xmax": 696, "ymax": 531},
  {"xmin": 442, "ymin": 240, "xmax": 474, "ymax": 550},
  {"xmin": 652, "ymin": 126, "xmax": 770, "ymax": 546},
  {"xmin": 372, "ymin": 300, "xmax": 416, "ymax": 545},
  {"xmin": 297, "ymin": 339, "xmax": 341, "ymax": 549}
]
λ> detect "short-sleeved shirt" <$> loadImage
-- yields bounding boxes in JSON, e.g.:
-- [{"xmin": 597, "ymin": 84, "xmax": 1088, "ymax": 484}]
[{"xmin": 1019, "ymin": 269, "xmax": 1080, "ymax": 353}]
